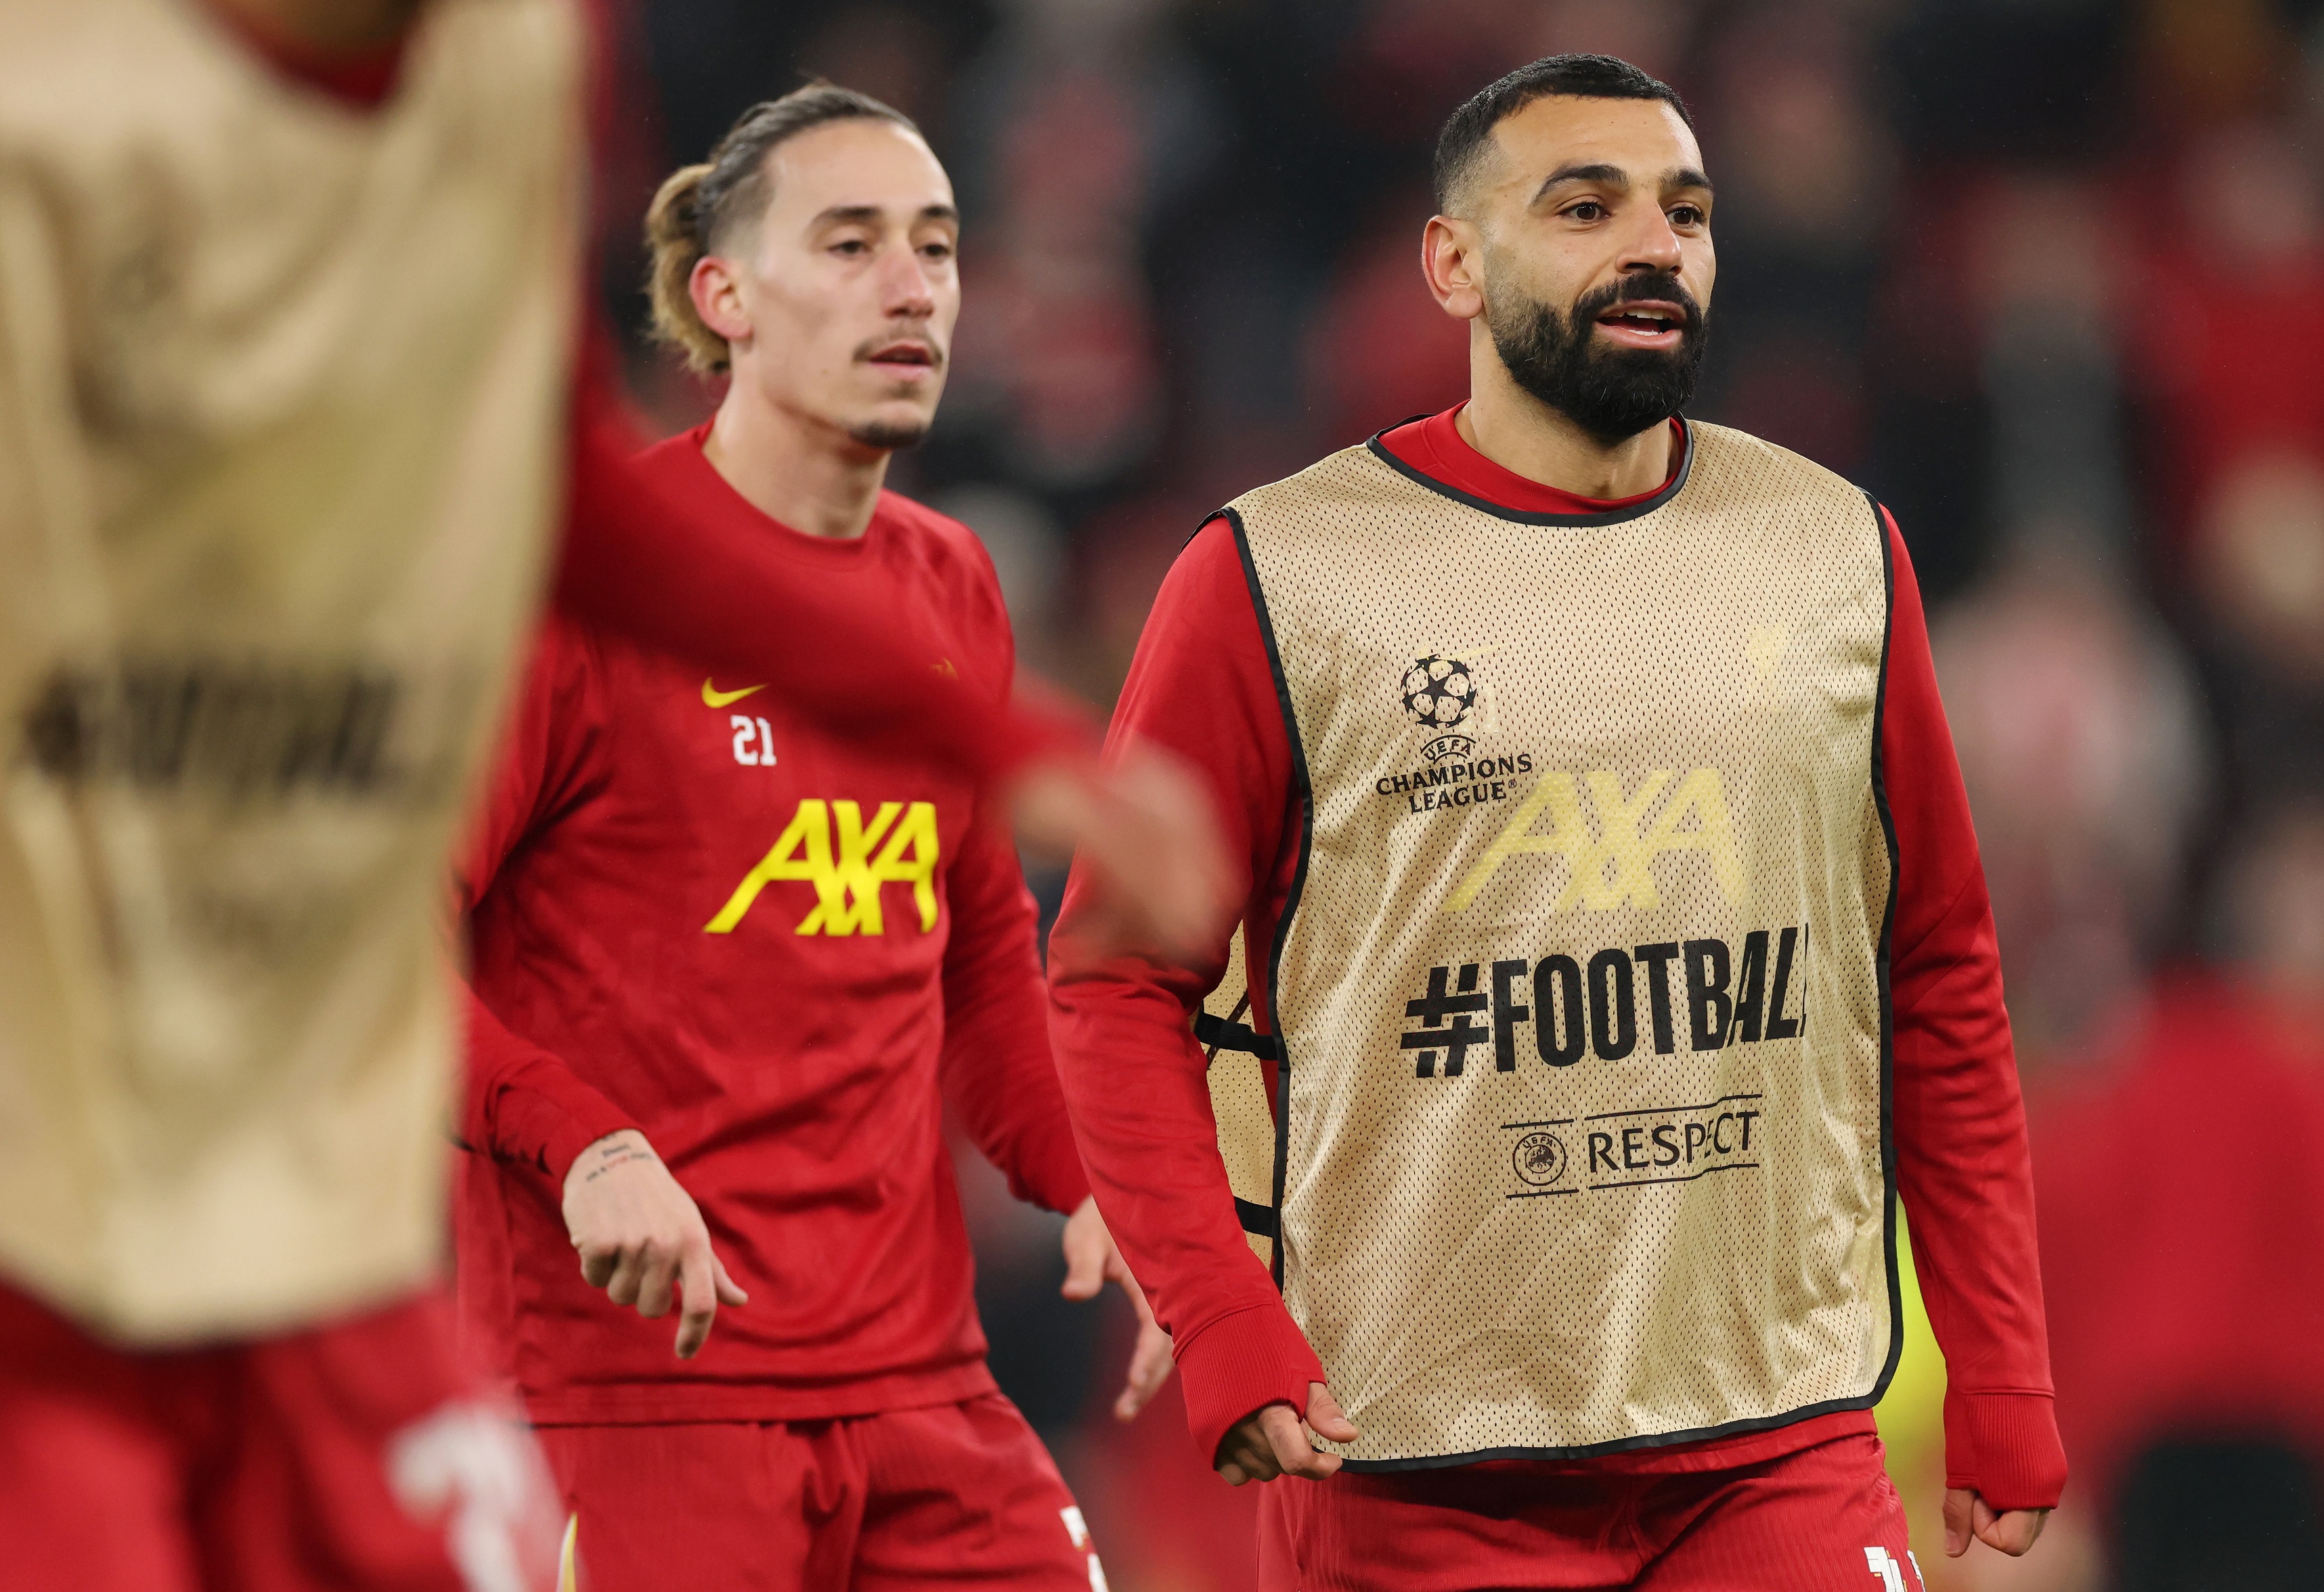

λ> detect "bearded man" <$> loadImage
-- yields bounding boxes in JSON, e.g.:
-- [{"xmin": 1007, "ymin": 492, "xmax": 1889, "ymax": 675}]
[{"xmin": 1048, "ymin": 53, "xmax": 2066, "ymax": 1591}]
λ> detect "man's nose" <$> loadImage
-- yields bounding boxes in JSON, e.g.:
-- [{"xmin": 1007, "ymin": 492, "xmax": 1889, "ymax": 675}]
[
  {"xmin": 879, "ymin": 245, "xmax": 938, "ymax": 317},
  {"xmin": 1619, "ymin": 209, "xmax": 1685, "ymax": 275}
]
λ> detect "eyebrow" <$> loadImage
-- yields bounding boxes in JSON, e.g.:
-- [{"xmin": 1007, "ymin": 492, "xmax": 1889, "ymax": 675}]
[
  {"xmin": 1531, "ymin": 164, "xmax": 1715, "ymax": 206},
  {"xmin": 812, "ymin": 202, "xmax": 961, "ymax": 227}
]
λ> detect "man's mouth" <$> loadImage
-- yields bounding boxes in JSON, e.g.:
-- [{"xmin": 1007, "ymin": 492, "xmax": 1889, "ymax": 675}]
[
  {"xmin": 1594, "ymin": 301, "xmax": 1689, "ymax": 350},
  {"xmin": 864, "ymin": 340, "xmax": 941, "ymax": 377}
]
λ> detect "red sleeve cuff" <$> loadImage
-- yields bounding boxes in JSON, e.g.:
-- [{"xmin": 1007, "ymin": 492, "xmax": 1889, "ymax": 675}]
[
  {"xmin": 539, "ymin": 1099, "xmax": 638, "ymax": 1187},
  {"xmin": 1172, "ymin": 1302, "xmax": 1328, "ymax": 1468},
  {"xmin": 1023, "ymin": 1130, "xmax": 1092, "ymax": 1217},
  {"xmin": 487, "ymin": 1063, "xmax": 637, "ymax": 1186},
  {"xmin": 1944, "ymin": 1390, "xmax": 2069, "ymax": 1511}
]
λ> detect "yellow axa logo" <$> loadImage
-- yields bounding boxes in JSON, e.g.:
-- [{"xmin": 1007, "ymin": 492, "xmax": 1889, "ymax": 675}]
[
  {"xmin": 1447, "ymin": 768, "xmax": 1742, "ymax": 912},
  {"xmin": 706, "ymin": 798, "xmax": 940, "ymax": 936}
]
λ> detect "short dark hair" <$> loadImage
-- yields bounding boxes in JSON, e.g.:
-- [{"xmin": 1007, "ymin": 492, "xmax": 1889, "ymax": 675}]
[
  {"xmin": 1432, "ymin": 54, "xmax": 1693, "ymax": 215},
  {"xmin": 644, "ymin": 82, "xmax": 923, "ymax": 372}
]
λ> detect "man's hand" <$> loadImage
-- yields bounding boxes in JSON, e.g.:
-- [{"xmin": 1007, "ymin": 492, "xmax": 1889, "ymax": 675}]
[
  {"xmin": 561, "ymin": 1130, "xmax": 747, "ymax": 1359},
  {"xmin": 1010, "ymin": 738, "xmax": 1233, "ymax": 964},
  {"xmin": 1944, "ymin": 1488, "xmax": 2048, "ymax": 1557},
  {"xmin": 1059, "ymin": 1197, "xmax": 1174, "ymax": 1421},
  {"xmin": 1214, "ymin": 1382, "xmax": 1361, "ymax": 1486}
]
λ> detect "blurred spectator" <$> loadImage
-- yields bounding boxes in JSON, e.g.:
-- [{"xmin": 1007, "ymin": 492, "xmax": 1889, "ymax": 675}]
[
  {"xmin": 2189, "ymin": 451, "xmax": 2324, "ymax": 814},
  {"xmin": 1692, "ymin": 6, "xmax": 1889, "ymax": 477},
  {"xmin": 2128, "ymin": 122, "xmax": 2324, "ymax": 559},
  {"xmin": 1302, "ymin": 191, "xmax": 1468, "ymax": 450},
  {"xmin": 1934, "ymin": 545, "xmax": 2206, "ymax": 1063},
  {"xmin": 2033, "ymin": 803, "xmax": 2324, "ymax": 1585},
  {"xmin": 942, "ymin": 0, "xmax": 1221, "ymax": 490}
]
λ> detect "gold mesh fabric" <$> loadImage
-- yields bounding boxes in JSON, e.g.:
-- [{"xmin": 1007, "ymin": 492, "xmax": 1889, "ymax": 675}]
[
  {"xmin": 0, "ymin": 0, "xmax": 580, "ymax": 1340},
  {"xmin": 1227, "ymin": 422, "xmax": 1895, "ymax": 1465}
]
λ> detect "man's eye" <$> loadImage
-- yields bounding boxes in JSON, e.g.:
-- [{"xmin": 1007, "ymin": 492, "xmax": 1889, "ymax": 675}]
[
  {"xmin": 1567, "ymin": 201, "xmax": 1606, "ymax": 221},
  {"xmin": 831, "ymin": 238, "xmax": 869, "ymax": 256},
  {"xmin": 921, "ymin": 242, "xmax": 954, "ymax": 261},
  {"xmin": 1670, "ymin": 205, "xmax": 1705, "ymax": 226}
]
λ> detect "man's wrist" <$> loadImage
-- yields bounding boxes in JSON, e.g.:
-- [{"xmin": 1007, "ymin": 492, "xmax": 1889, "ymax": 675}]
[
  {"xmin": 1943, "ymin": 1389, "xmax": 2069, "ymax": 1511},
  {"xmin": 1173, "ymin": 1303, "xmax": 1328, "ymax": 1467},
  {"xmin": 546, "ymin": 1115, "xmax": 644, "ymax": 1190}
]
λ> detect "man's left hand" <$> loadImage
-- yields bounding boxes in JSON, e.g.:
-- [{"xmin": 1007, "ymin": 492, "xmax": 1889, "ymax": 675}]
[
  {"xmin": 1943, "ymin": 1488, "xmax": 2048, "ymax": 1557},
  {"xmin": 1060, "ymin": 1197, "xmax": 1173, "ymax": 1421}
]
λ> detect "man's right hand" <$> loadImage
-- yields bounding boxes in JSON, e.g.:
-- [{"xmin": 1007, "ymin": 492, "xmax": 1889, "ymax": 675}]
[
  {"xmin": 1011, "ymin": 737, "xmax": 1234, "ymax": 965},
  {"xmin": 1214, "ymin": 1382, "xmax": 1361, "ymax": 1486},
  {"xmin": 561, "ymin": 1129, "xmax": 747, "ymax": 1359}
]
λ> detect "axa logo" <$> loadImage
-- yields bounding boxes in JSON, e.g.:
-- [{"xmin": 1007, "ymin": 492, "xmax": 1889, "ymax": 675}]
[
  {"xmin": 705, "ymin": 798, "xmax": 940, "ymax": 937},
  {"xmin": 1447, "ymin": 767, "xmax": 1742, "ymax": 913}
]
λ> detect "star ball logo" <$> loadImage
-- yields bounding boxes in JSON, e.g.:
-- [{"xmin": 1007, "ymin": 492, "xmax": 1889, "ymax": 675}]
[
  {"xmin": 1401, "ymin": 655, "xmax": 1482, "ymax": 764},
  {"xmin": 1401, "ymin": 655, "xmax": 1476, "ymax": 729}
]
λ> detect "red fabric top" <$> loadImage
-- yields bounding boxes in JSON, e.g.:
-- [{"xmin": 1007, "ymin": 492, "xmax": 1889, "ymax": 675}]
[
  {"xmin": 557, "ymin": 339, "xmax": 1079, "ymax": 789},
  {"xmin": 2034, "ymin": 973, "xmax": 2324, "ymax": 1507},
  {"xmin": 456, "ymin": 427, "xmax": 1089, "ymax": 1425},
  {"xmin": 1049, "ymin": 406, "xmax": 2068, "ymax": 1508}
]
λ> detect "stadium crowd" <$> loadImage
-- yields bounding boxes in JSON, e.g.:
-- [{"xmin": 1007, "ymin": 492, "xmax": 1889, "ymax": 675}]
[{"xmin": 600, "ymin": 0, "xmax": 2324, "ymax": 1587}]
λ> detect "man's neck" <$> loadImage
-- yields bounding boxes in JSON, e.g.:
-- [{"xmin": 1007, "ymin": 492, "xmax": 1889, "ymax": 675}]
[
  {"xmin": 1457, "ymin": 353, "xmax": 1677, "ymax": 501},
  {"xmin": 702, "ymin": 391, "xmax": 890, "ymax": 541}
]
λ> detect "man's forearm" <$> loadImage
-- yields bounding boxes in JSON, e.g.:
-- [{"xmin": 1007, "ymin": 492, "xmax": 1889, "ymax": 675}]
[
  {"xmin": 461, "ymin": 981, "xmax": 634, "ymax": 1182},
  {"xmin": 1048, "ymin": 944, "xmax": 1323, "ymax": 1461}
]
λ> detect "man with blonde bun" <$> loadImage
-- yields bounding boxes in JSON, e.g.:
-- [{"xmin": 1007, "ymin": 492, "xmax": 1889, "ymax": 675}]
[{"xmin": 455, "ymin": 85, "xmax": 1150, "ymax": 1591}]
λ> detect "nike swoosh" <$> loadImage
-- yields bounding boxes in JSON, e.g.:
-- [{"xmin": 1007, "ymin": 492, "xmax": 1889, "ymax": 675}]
[{"xmin": 701, "ymin": 678, "xmax": 767, "ymax": 708}]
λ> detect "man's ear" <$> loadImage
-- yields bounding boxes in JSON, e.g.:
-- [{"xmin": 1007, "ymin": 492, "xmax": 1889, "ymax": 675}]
[
  {"xmin": 1422, "ymin": 215, "xmax": 1485, "ymax": 323},
  {"xmin": 690, "ymin": 254, "xmax": 751, "ymax": 346}
]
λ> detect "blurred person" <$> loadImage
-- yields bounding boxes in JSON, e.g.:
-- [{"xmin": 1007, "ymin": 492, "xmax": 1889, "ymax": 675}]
[
  {"xmin": 1051, "ymin": 53, "xmax": 2068, "ymax": 1590},
  {"xmin": 2130, "ymin": 122, "xmax": 2324, "ymax": 552},
  {"xmin": 2184, "ymin": 450, "xmax": 2324, "ymax": 814},
  {"xmin": 941, "ymin": 0, "xmax": 1218, "ymax": 491},
  {"xmin": 1932, "ymin": 536, "xmax": 2206, "ymax": 1062},
  {"xmin": 2033, "ymin": 801, "xmax": 2324, "ymax": 1586},
  {"xmin": 1306, "ymin": 192, "xmax": 1473, "ymax": 449},
  {"xmin": 1691, "ymin": 9, "xmax": 1889, "ymax": 476},
  {"xmin": 0, "ymin": 5, "xmax": 1227, "ymax": 1590},
  {"xmin": 456, "ymin": 86, "xmax": 1168, "ymax": 1591}
]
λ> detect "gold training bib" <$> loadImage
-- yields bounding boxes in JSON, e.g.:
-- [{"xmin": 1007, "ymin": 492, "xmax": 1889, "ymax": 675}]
[
  {"xmin": 1214, "ymin": 421, "xmax": 1899, "ymax": 1467},
  {"xmin": 0, "ymin": 0, "xmax": 581, "ymax": 1342}
]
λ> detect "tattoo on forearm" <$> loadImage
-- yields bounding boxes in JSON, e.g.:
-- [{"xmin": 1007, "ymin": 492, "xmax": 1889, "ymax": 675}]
[{"xmin": 582, "ymin": 1149, "xmax": 655, "ymax": 1183}]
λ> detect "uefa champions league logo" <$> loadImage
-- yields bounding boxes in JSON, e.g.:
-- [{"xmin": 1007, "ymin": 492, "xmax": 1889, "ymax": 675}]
[{"xmin": 1400, "ymin": 655, "xmax": 1478, "ymax": 762}]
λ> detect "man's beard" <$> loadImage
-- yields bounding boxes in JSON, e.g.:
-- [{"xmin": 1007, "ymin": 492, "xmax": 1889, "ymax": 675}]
[
  {"xmin": 1485, "ymin": 270, "xmax": 1707, "ymax": 444},
  {"xmin": 847, "ymin": 418, "xmax": 930, "ymax": 451}
]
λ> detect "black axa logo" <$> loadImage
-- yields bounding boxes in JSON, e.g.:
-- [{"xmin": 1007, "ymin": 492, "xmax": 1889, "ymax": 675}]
[{"xmin": 1397, "ymin": 926, "xmax": 1808, "ymax": 1079}]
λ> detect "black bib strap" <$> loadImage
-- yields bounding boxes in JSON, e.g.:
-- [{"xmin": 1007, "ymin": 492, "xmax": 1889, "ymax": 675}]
[
  {"xmin": 1234, "ymin": 1197, "xmax": 1279, "ymax": 1239},
  {"xmin": 1195, "ymin": 1011, "xmax": 1283, "ymax": 1061}
]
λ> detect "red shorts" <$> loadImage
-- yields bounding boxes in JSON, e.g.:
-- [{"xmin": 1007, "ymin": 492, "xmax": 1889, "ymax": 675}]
[
  {"xmin": 539, "ymin": 1392, "xmax": 1104, "ymax": 1591},
  {"xmin": 1259, "ymin": 1432, "xmax": 1921, "ymax": 1591},
  {"xmin": 0, "ymin": 1281, "xmax": 563, "ymax": 1592}
]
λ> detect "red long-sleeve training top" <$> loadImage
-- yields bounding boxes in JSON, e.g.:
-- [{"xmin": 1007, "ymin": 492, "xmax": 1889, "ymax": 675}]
[
  {"xmin": 457, "ymin": 426, "xmax": 1089, "ymax": 1424},
  {"xmin": 1049, "ymin": 407, "xmax": 2068, "ymax": 1510}
]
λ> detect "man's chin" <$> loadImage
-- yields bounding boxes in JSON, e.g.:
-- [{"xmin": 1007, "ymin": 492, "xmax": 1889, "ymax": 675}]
[{"xmin": 844, "ymin": 416, "xmax": 932, "ymax": 452}]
